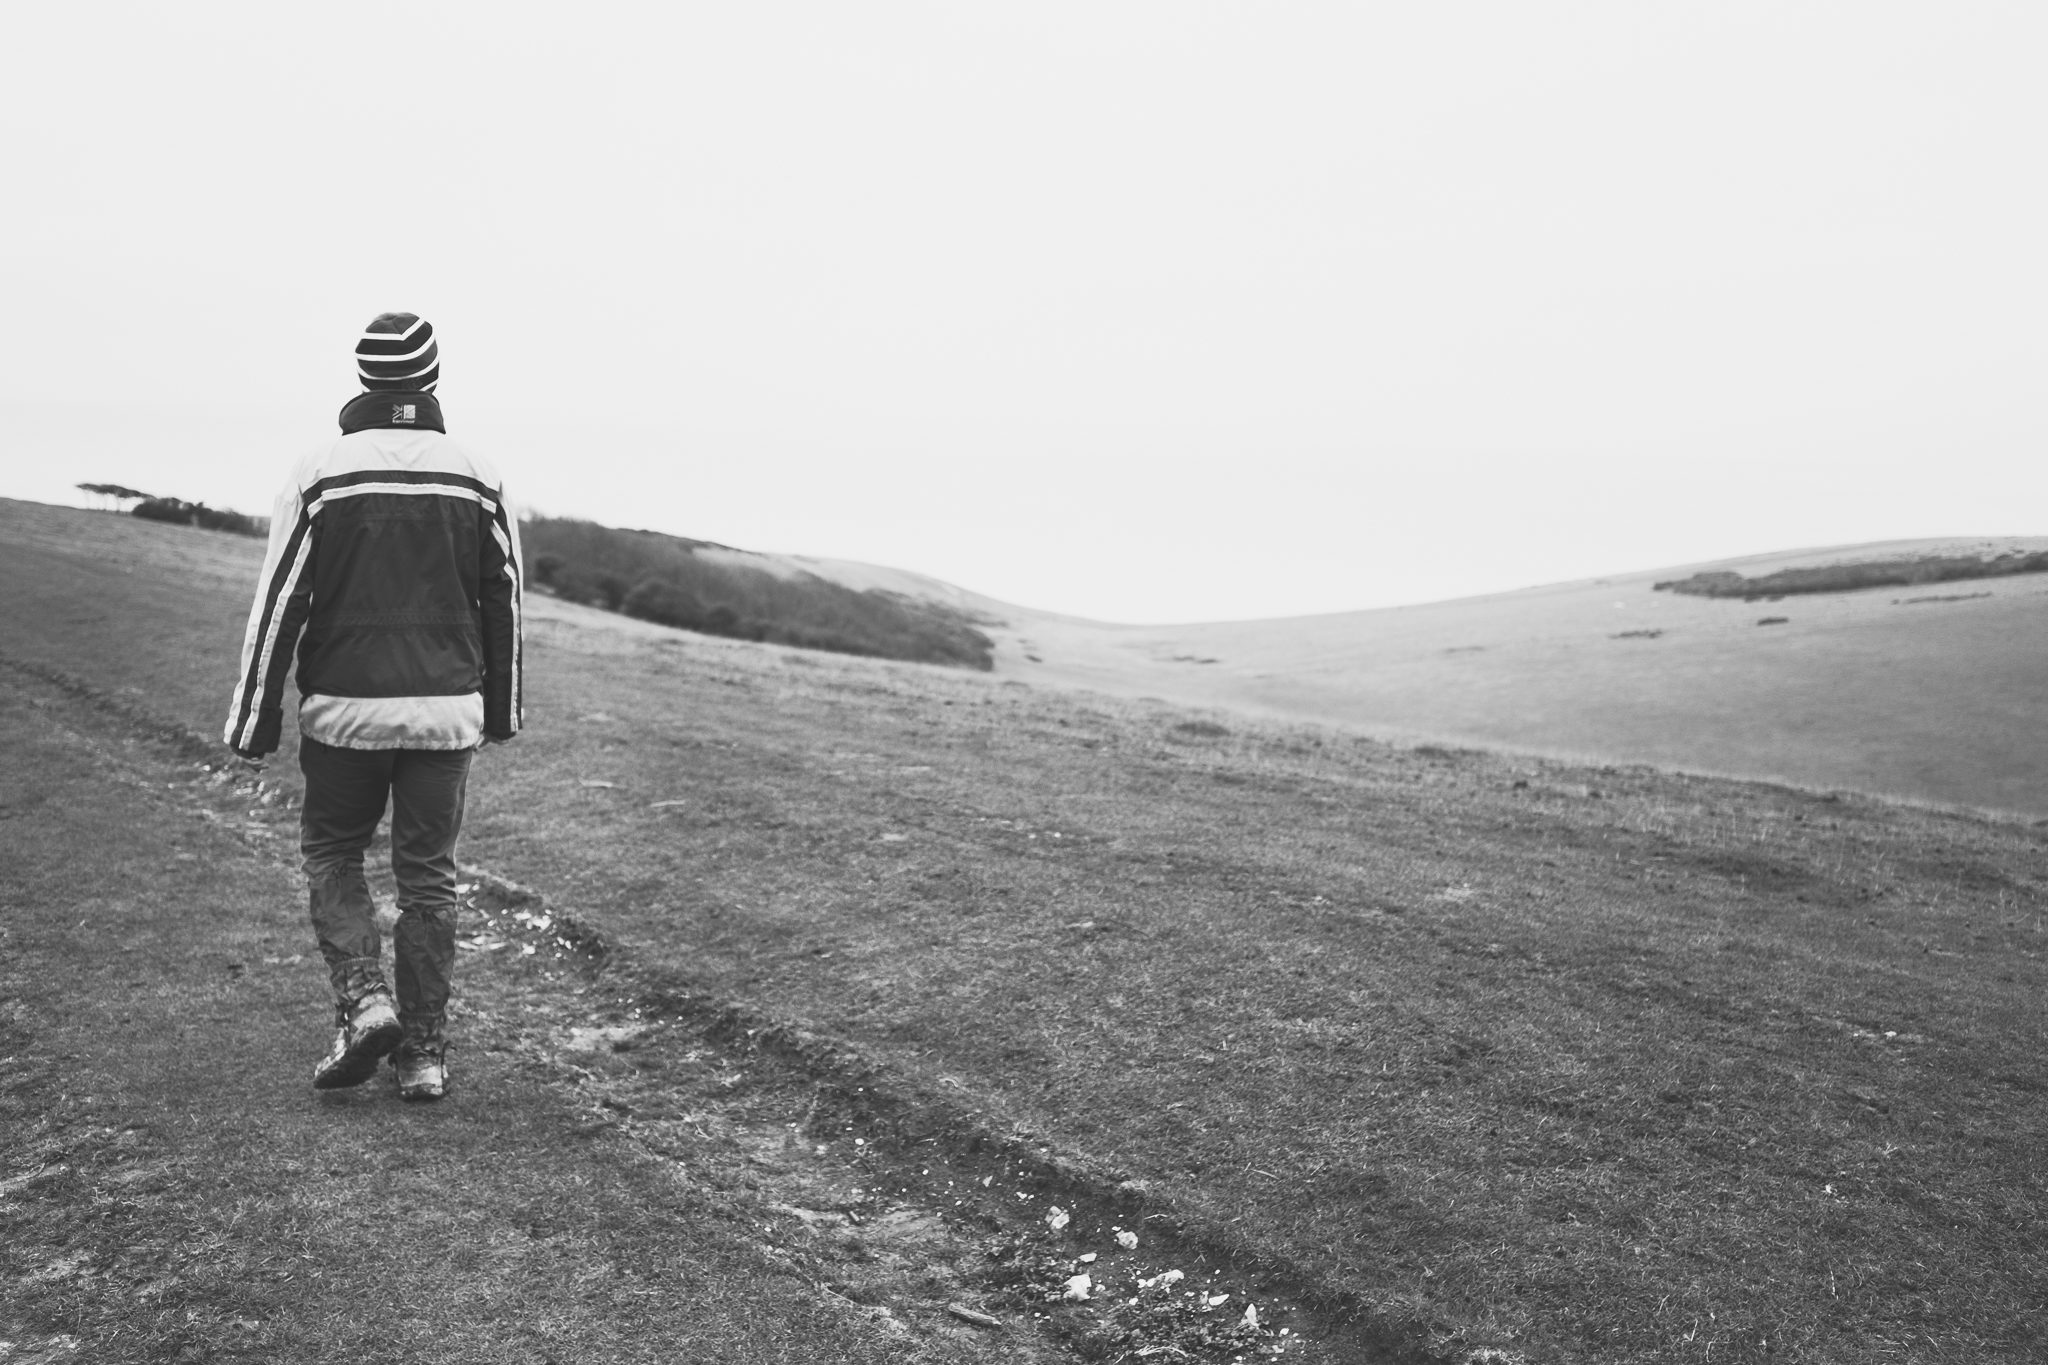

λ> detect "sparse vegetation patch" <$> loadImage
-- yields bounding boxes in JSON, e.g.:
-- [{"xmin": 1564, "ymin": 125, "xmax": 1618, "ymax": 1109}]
[
  {"xmin": 1896, "ymin": 592, "xmax": 1992, "ymax": 605},
  {"xmin": 1655, "ymin": 550, "xmax": 2048, "ymax": 600}
]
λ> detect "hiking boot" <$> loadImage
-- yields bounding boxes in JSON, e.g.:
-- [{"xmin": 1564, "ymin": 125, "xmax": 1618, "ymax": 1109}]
[
  {"xmin": 394, "ymin": 1044, "xmax": 448, "ymax": 1102},
  {"xmin": 311, "ymin": 991, "xmax": 402, "ymax": 1089}
]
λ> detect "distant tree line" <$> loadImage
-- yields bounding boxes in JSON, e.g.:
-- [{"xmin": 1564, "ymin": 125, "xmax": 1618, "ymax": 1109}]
[
  {"xmin": 522, "ymin": 515, "xmax": 995, "ymax": 670},
  {"xmin": 79, "ymin": 483, "xmax": 266, "ymax": 537},
  {"xmin": 132, "ymin": 498, "xmax": 266, "ymax": 536},
  {"xmin": 1656, "ymin": 550, "xmax": 2048, "ymax": 600}
]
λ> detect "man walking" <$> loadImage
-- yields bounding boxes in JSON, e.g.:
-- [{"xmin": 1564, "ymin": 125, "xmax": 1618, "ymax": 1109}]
[{"xmin": 225, "ymin": 312, "xmax": 522, "ymax": 1100}]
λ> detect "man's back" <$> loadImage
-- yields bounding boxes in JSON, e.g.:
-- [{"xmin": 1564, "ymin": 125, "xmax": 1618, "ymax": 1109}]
[{"xmin": 226, "ymin": 388, "xmax": 522, "ymax": 757}]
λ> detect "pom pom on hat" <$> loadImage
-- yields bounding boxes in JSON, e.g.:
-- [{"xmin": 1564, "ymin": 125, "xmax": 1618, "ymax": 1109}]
[{"xmin": 356, "ymin": 312, "xmax": 439, "ymax": 392}]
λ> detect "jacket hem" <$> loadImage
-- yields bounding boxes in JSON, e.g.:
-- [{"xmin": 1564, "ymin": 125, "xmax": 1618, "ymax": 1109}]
[{"xmin": 298, "ymin": 691, "xmax": 485, "ymax": 751}]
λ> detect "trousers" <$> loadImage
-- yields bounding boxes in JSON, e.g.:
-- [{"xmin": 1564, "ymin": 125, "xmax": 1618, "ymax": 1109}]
[{"xmin": 298, "ymin": 737, "xmax": 473, "ymax": 1046}]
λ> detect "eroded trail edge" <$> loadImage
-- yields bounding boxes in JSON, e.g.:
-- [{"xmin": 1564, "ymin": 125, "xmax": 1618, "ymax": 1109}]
[{"xmin": 461, "ymin": 869, "xmax": 1430, "ymax": 1365}]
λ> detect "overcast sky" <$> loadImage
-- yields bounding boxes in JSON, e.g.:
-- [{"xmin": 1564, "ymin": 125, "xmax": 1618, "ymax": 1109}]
[{"xmin": 4, "ymin": 3, "xmax": 2043, "ymax": 622}]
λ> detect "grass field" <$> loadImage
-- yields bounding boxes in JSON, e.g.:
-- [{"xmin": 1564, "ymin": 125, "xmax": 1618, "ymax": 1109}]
[{"xmin": 4, "ymin": 498, "xmax": 2045, "ymax": 1363}]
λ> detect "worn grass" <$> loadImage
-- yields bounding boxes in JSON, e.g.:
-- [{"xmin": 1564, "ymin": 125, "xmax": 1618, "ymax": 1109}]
[{"xmin": 4, "ymin": 499, "xmax": 2046, "ymax": 1362}]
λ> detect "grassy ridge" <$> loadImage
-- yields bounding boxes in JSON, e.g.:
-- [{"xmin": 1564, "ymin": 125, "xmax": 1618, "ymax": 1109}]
[
  {"xmin": 523, "ymin": 515, "xmax": 995, "ymax": 670},
  {"xmin": 1654, "ymin": 550, "xmax": 2048, "ymax": 600}
]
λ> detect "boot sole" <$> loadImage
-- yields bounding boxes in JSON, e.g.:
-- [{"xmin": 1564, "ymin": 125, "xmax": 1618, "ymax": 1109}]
[{"xmin": 312, "ymin": 1018, "xmax": 403, "ymax": 1089}]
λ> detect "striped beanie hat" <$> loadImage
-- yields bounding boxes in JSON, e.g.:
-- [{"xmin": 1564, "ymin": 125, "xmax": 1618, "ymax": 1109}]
[{"xmin": 355, "ymin": 312, "xmax": 439, "ymax": 392}]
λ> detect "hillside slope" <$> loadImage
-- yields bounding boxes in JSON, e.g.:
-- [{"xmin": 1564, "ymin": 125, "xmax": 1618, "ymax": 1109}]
[{"xmin": 800, "ymin": 537, "xmax": 2048, "ymax": 820}]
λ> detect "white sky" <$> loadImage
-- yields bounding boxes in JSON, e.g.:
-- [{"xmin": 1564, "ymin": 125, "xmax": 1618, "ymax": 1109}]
[{"xmin": 3, "ymin": 2, "xmax": 2043, "ymax": 622}]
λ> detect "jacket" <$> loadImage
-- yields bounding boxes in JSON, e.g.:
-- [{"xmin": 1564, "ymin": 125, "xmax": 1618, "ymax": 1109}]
[{"xmin": 225, "ymin": 391, "xmax": 523, "ymax": 757}]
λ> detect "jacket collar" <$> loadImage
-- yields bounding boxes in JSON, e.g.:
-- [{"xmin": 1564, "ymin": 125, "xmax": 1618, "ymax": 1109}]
[{"xmin": 338, "ymin": 390, "xmax": 446, "ymax": 435}]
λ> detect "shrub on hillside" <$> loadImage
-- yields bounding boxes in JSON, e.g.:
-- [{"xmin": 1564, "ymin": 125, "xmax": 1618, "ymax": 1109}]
[
  {"xmin": 593, "ymin": 572, "xmax": 629, "ymax": 612},
  {"xmin": 131, "ymin": 499, "xmax": 186, "ymax": 526},
  {"xmin": 623, "ymin": 578, "xmax": 725, "ymax": 633},
  {"xmin": 523, "ymin": 515, "xmax": 994, "ymax": 669},
  {"xmin": 130, "ymin": 497, "xmax": 264, "ymax": 537},
  {"xmin": 1656, "ymin": 550, "xmax": 2048, "ymax": 600},
  {"xmin": 549, "ymin": 565, "xmax": 631, "ymax": 611}
]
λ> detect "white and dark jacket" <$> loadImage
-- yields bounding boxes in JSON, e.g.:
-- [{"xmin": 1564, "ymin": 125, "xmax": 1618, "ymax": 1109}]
[{"xmin": 225, "ymin": 392, "xmax": 523, "ymax": 757}]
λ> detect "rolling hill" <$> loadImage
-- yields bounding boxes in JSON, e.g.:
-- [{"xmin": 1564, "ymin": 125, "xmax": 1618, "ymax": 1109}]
[{"xmin": 794, "ymin": 535, "xmax": 2048, "ymax": 821}]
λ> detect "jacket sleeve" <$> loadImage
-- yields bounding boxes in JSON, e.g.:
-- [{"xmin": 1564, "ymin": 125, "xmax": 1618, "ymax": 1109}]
[
  {"xmin": 224, "ymin": 476, "xmax": 319, "ymax": 757},
  {"xmin": 478, "ymin": 485, "xmax": 524, "ymax": 740}
]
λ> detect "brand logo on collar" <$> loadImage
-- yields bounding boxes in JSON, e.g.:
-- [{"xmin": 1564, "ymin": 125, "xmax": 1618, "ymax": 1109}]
[{"xmin": 392, "ymin": 403, "xmax": 417, "ymax": 424}]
